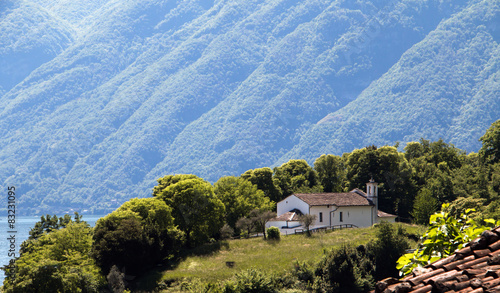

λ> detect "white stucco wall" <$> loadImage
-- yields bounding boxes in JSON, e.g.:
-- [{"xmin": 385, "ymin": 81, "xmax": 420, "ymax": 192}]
[
  {"xmin": 266, "ymin": 220, "xmax": 301, "ymax": 229},
  {"xmin": 309, "ymin": 205, "xmax": 374, "ymax": 228},
  {"xmin": 277, "ymin": 195, "xmax": 309, "ymax": 215}
]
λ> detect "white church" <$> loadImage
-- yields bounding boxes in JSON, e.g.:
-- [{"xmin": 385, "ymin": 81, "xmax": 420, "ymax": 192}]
[{"xmin": 266, "ymin": 179, "xmax": 396, "ymax": 233}]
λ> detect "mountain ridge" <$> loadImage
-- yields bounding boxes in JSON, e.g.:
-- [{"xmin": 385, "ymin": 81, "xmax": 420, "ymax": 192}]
[{"xmin": 0, "ymin": 0, "xmax": 498, "ymax": 214}]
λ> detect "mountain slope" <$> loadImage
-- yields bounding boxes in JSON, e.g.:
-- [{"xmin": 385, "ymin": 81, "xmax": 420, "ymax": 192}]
[
  {"xmin": 284, "ymin": 0, "xmax": 500, "ymax": 163},
  {"xmin": 0, "ymin": 0, "xmax": 497, "ymax": 214}
]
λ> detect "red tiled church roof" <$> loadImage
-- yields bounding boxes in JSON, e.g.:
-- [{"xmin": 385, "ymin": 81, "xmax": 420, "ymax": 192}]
[
  {"xmin": 293, "ymin": 190, "xmax": 373, "ymax": 207},
  {"xmin": 373, "ymin": 227, "xmax": 500, "ymax": 293}
]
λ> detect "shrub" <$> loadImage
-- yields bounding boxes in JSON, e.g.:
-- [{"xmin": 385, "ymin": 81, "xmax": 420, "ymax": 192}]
[
  {"xmin": 220, "ymin": 224, "xmax": 234, "ymax": 239},
  {"xmin": 313, "ymin": 245, "xmax": 375, "ymax": 293},
  {"xmin": 366, "ymin": 222, "xmax": 410, "ymax": 279},
  {"xmin": 266, "ymin": 226, "xmax": 280, "ymax": 240},
  {"xmin": 224, "ymin": 269, "xmax": 276, "ymax": 293}
]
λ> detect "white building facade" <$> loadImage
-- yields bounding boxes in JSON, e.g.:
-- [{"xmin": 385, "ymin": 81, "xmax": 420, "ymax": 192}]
[{"xmin": 267, "ymin": 180, "xmax": 396, "ymax": 233}]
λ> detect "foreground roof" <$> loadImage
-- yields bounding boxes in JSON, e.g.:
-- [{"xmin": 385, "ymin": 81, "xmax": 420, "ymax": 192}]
[
  {"xmin": 374, "ymin": 227, "xmax": 500, "ymax": 293},
  {"xmin": 293, "ymin": 190, "xmax": 373, "ymax": 207},
  {"xmin": 271, "ymin": 210, "xmax": 302, "ymax": 222},
  {"xmin": 378, "ymin": 210, "xmax": 397, "ymax": 218}
]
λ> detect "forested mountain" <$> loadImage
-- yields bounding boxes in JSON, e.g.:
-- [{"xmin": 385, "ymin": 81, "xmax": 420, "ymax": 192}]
[{"xmin": 0, "ymin": 0, "xmax": 499, "ymax": 214}]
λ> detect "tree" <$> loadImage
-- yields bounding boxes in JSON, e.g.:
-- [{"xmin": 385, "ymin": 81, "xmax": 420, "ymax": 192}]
[
  {"xmin": 298, "ymin": 214, "xmax": 317, "ymax": 237},
  {"xmin": 152, "ymin": 174, "xmax": 199, "ymax": 197},
  {"xmin": 3, "ymin": 222, "xmax": 105, "ymax": 293},
  {"xmin": 107, "ymin": 265, "xmax": 125, "ymax": 293},
  {"xmin": 236, "ymin": 217, "xmax": 254, "ymax": 238},
  {"xmin": 479, "ymin": 119, "xmax": 500, "ymax": 164},
  {"xmin": 21, "ymin": 212, "xmax": 83, "ymax": 254},
  {"xmin": 273, "ymin": 159, "xmax": 321, "ymax": 201},
  {"xmin": 241, "ymin": 167, "xmax": 281, "ymax": 203},
  {"xmin": 155, "ymin": 177, "xmax": 225, "ymax": 246},
  {"xmin": 313, "ymin": 245, "xmax": 375, "ymax": 293},
  {"xmin": 249, "ymin": 209, "xmax": 276, "ymax": 240},
  {"xmin": 367, "ymin": 222, "xmax": 409, "ymax": 280},
  {"xmin": 214, "ymin": 176, "xmax": 274, "ymax": 231},
  {"xmin": 92, "ymin": 198, "xmax": 183, "ymax": 274},
  {"xmin": 314, "ymin": 154, "xmax": 345, "ymax": 192},
  {"xmin": 345, "ymin": 146, "xmax": 415, "ymax": 219},
  {"xmin": 411, "ymin": 188, "xmax": 439, "ymax": 225}
]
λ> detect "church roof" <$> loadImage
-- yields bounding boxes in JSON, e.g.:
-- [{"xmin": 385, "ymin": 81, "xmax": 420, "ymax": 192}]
[
  {"xmin": 293, "ymin": 190, "xmax": 373, "ymax": 207},
  {"xmin": 373, "ymin": 227, "xmax": 500, "ymax": 293}
]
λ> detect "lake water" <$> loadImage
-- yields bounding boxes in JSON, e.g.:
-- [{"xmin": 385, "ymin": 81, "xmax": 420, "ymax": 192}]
[{"xmin": 0, "ymin": 215, "xmax": 105, "ymax": 284}]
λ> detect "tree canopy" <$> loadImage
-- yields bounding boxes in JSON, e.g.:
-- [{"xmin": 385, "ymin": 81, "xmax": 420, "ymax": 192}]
[
  {"xmin": 155, "ymin": 176, "xmax": 225, "ymax": 246},
  {"xmin": 214, "ymin": 176, "xmax": 273, "ymax": 230},
  {"xmin": 479, "ymin": 119, "xmax": 500, "ymax": 164}
]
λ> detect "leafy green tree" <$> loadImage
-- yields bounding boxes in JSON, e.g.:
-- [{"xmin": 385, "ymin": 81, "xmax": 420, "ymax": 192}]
[
  {"xmin": 235, "ymin": 217, "xmax": 254, "ymax": 238},
  {"xmin": 152, "ymin": 174, "xmax": 199, "ymax": 197},
  {"xmin": 411, "ymin": 188, "xmax": 439, "ymax": 225},
  {"xmin": 314, "ymin": 154, "xmax": 345, "ymax": 192},
  {"xmin": 397, "ymin": 204, "xmax": 499, "ymax": 275},
  {"xmin": 21, "ymin": 212, "xmax": 83, "ymax": 254},
  {"xmin": 345, "ymin": 146, "xmax": 415, "ymax": 219},
  {"xmin": 273, "ymin": 159, "xmax": 321, "ymax": 201},
  {"xmin": 314, "ymin": 245, "xmax": 375, "ymax": 293},
  {"xmin": 241, "ymin": 167, "xmax": 281, "ymax": 203},
  {"xmin": 3, "ymin": 222, "xmax": 105, "ymax": 293},
  {"xmin": 452, "ymin": 153, "xmax": 489, "ymax": 199},
  {"xmin": 443, "ymin": 196, "xmax": 486, "ymax": 221},
  {"xmin": 479, "ymin": 119, "xmax": 500, "ymax": 164},
  {"xmin": 298, "ymin": 214, "xmax": 317, "ymax": 237},
  {"xmin": 367, "ymin": 222, "xmax": 409, "ymax": 280},
  {"xmin": 248, "ymin": 209, "xmax": 276, "ymax": 240},
  {"xmin": 155, "ymin": 177, "xmax": 225, "ymax": 246},
  {"xmin": 92, "ymin": 198, "xmax": 183, "ymax": 274},
  {"xmin": 214, "ymin": 176, "xmax": 273, "ymax": 230}
]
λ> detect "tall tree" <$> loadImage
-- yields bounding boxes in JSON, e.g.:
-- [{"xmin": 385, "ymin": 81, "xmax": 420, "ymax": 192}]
[
  {"xmin": 152, "ymin": 174, "xmax": 199, "ymax": 197},
  {"xmin": 345, "ymin": 146, "xmax": 415, "ymax": 219},
  {"xmin": 92, "ymin": 198, "xmax": 183, "ymax": 274},
  {"xmin": 411, "ymin": 188, "xmax": 439, "ymax": 225},
  {"xmin": 155, "ymin": 176, "xmax": 225, "ymax": 246},
  {"xmin": 273, "ymin": 159, "xmax": 321, "ymax": 201},
  {"xmin": 241, "ymin": 167, "xmax": 281, "ymax": 203},
  {"xmin": 214, "ymin": 176, "xmax": 273, "ymax": 230},
  {"xmin": 314, "ymin": 154, "xmax": 345, "ymax": 192},
  {"xmin": 3, "ymin": 222, "xmax": 105, "ymax": 293},
  {"xmin": 479, "ymin": 119, "xmax": 500, "ymax": 165}
]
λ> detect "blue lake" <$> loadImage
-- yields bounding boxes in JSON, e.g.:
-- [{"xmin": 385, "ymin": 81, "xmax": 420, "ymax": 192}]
[{"xmin": 0, "ymin": 215, "xmax": 105, "ymax": 284}]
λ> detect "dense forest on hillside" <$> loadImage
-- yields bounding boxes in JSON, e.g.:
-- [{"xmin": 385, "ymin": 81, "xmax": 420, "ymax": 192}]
[
  {"xmin": 4, "ymin": 120, "xmax": 500, "ymax": 292},
  {"xmin": 0, "ymin": 0, "xmax": 499, "ymax": 215}
]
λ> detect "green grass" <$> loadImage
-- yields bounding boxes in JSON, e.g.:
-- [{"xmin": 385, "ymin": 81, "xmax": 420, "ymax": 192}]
[{"xmin": 152, "ymin": 223, "xmax": 423, "ymax": 285}]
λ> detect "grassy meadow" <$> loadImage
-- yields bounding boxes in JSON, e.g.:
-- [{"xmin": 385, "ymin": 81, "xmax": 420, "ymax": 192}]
[{"xmin": 134, "ymin": 224, "xmax": 424, "ymax": 291}]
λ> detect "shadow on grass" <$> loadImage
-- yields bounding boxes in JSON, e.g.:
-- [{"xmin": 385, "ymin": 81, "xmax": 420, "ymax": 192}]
[
  {"xmin": 129, "ymin": 241, "xmax": 230, "ymax": 292},
  {"xmin": 163, "ymin": 240, "xmax": 230, "ymax": 271}
]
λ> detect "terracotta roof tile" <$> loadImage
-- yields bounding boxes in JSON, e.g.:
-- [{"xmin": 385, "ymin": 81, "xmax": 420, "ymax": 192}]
[
  {"xmin": 294, "ymin": 191, "xmax": 373, "ymax": 206},
  {"xmin": 378, "ymin": 210, "xmax": 397, "ymax": 218},
  {"xmin": 270, "ymin": 211, "xmax": 302, "ymax": 221},
  {"xmin": 373, "ymin": 227, "xmax": 500, "ymax": 293}
]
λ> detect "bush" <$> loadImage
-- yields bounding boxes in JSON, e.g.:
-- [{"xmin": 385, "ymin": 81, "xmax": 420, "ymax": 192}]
[
  {"xmin": 313, "ymin": 245, "xmax": 375, "ymax": 293},
  {"xmin": 220, "ymin": 224, "xmax": 234, "ymax": 239},
  {"xmin": 366, "ymin": 222, "xmax": 410, "ymax": 280},
  {"xmin": 224, "ymin": 269, "xmax": 276, "ymax": 293},
  {"xmin": 266, "ymin": 226, "xmax": 280, "ymax": 240}
]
